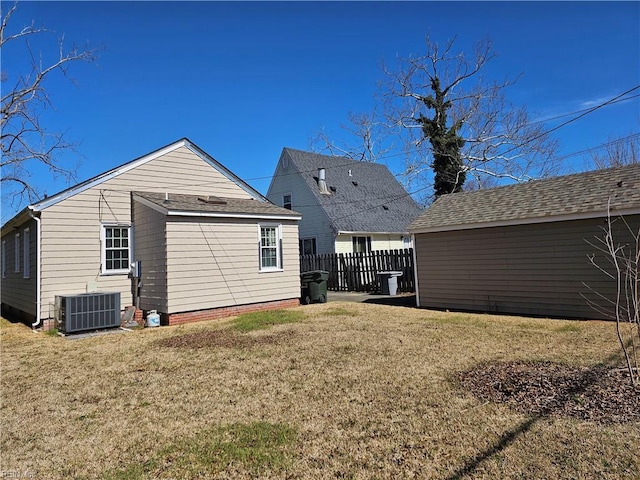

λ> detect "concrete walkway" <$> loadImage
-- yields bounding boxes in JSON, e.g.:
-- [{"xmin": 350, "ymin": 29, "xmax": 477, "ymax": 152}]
[{"xmin": 327, "ymin": 291, "xmax": 417, "ymax": 307}]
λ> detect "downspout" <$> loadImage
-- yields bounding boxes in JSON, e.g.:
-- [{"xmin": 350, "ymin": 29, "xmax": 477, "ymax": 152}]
[
  {"xmin": 411, "ymin": 233, "xmax": 420, "ymax": 308},
  {"xmin": 28, "ymin": 208, "xmax": 42, "ymax": 329}
]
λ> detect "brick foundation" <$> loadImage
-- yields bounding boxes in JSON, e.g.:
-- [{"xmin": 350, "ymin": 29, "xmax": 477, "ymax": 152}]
[
  {"xmin": 42, "ymin": 318, "xmax": 56, "ymax": 331},
  {"xmin": 157, "ymin": 298, "xmax": 300, "ymax": 326},
  {"xmin": 8, "ymin": 298, "xmax": 299, "ymax": 332}
]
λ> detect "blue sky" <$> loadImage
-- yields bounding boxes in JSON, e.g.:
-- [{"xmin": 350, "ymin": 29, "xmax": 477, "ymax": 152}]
[{"xmin": 2, "ymin": 1, "xmax": 639, "ymax": 221}]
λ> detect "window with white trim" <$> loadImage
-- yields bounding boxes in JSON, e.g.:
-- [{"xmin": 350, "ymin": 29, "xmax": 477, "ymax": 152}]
[
  {"xmin": 14, "ymin": 233, "xmax": 20, "ymax": 272},
  {"xmin": 259, "ymin": 224, "xmax": 282, "ymax": 271},
  {"xmin": 352, "ymin": 236, "xmax": 371, "ymax": 253},
  {"xmin": 2, "ymin": 240, "xmax": 6, "ymax": 278},
  {"xmin": 351, "ymin": 237, "xmax": 371, "ymax": 253},
  {"xmin": 23, "ymin": 228, "xmax": 30, "ymax": 278},
  {"xmin": 101, "ymin": 224, "xmax": 132, "ymax": 274},
  {"xmin": 283, "ymin": 194, "xmax": 292, "ymax": 210}
]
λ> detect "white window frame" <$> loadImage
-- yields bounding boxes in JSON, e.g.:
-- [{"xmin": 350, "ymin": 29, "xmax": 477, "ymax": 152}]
[
  {"xmin": 101, "ymin": 224, "xmax": 132, "ymax": 275},
  {"xmin": 23, "ymin": 228, "xmax": 30, "ymax": 278},
  {"xmin": 352, "ymin": 235, "xmax": 372, "ymax": 254},
  {"xmin": 14, "ymin": 233, "xmax": 20, "ymax": 272},
  {"xmin": 2, "ymin": 240, "xmax": 6, "ymax": 279},
  {"xmin": 259, "ymin": 223, "xmax": 283, "ymax": 272},
  {"xmin": 282, "ymin": 193, "xmax": 292, "ymax": 210}
]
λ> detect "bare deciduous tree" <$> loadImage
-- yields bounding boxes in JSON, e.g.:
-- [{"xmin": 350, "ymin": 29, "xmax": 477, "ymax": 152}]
[
  {"xmin": 585, "ymin": 204, "xmax": 640, "ymax": 387},
  {"xmin": 591, "ymin": 133, "xmax": 640, "ymax": 170},
  {"xmin": 312, "ymin": 35, "xmax": 560, "ymax": 200},
  {"xmin": 1, "ymin": 3, "xmax": 97, "ymax": 209},
  {"xmin": 310, "ymin": 109, "xmax": 394, "ymax": 163},
  {"xmin": 382, "ymin": 35, "xmax": 560, "ymax": 196}
]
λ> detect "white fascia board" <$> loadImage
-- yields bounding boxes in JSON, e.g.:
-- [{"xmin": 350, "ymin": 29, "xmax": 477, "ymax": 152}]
[
  {"xmin": 410, "ymin": 207, "xmax": 640, "ymax": 235},
  {"xmin": 32, "ymin": 140, "xmax": 189, "ymax": 212},
  {"xmin": 166, "ymin": 210, "xmax": 302, "ymax": 221}
]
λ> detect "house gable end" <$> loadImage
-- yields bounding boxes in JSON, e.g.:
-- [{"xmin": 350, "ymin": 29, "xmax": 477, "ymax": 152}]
[
  {"xmin": 267, "ymin": 149, "xmax": 336, "ymax": 253},
  {"xmin": 29, "ymin": 138, "xmax": 265, "ymax": 214},
  {"xmin": 282, "ymin": 148, "xmax": 422, "ymax": 234}
]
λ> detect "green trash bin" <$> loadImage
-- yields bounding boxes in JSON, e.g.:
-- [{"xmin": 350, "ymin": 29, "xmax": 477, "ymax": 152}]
[{"xmin": 301, "ymin": 270, "xmax": 329, "ymax": 304}]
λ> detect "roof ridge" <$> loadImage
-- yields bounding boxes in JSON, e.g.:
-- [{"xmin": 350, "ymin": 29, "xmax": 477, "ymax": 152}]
[
  {"xmin": 439, "ymin": 163, "xmax": 640, "ymax": 200},
  {"xmin": 411, "ymin": 163, "xmax": 640, "ymax": 233},
  {"xmin": 29, "ymin": 138, "xmax": 265, "ymax": 212}
]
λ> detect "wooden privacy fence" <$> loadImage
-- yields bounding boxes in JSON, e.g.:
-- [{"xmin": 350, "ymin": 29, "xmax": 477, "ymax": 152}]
[{"xmin": 300, "ymin": 249, "xmax": 415, "ymax": 293}]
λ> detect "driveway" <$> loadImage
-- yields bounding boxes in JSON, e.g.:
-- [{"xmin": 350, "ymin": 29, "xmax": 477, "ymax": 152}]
[{"xmin": 328, "ymin": 291, "xmax": 417, "ymax": 307}]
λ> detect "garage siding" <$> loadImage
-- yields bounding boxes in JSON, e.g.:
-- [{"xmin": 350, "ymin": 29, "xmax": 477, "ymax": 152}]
[{"xmin": 415, "ymin": 216, "xmax": 640, "ymax": 319}]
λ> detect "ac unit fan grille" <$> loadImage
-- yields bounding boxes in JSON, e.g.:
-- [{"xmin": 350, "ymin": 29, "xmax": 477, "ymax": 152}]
[{"xmin": 55, "ymin": 292, "xmax": 121, "ymax": 333}]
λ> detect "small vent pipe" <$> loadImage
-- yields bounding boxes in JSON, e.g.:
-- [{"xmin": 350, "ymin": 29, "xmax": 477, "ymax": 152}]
[{"xmin": 318, "ymin": 168, "xmax": 330, "ymax": 194}]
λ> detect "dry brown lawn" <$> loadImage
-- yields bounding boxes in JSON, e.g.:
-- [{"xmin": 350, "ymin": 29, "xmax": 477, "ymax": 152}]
[{"xmin": 1, "ymin": 302, "xmax": 639, "ymax": 479}]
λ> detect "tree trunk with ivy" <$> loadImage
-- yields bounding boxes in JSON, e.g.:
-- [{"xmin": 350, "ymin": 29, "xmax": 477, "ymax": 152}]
[{"xmin": 416, "ymin": 77, "xmax": 466, "ymax": 196}]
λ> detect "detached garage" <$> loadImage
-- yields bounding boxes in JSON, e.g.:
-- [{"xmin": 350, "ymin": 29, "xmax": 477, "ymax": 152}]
[{"xmin": 409, "ymin": 164, "xmax": 640, "ymax": 320}]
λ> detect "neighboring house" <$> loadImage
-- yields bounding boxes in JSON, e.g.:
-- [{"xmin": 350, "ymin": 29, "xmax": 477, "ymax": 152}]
[
  {"xmin": 1, "ymin": 138, "xmax": 301, "ymax": 329},
  {"xmin": 267, "ymin": 148, "xmax": 423, "ymax": 255},
  {"xmin": 409, "ymin": 163, "xmax": 640, "ymax": 320}
]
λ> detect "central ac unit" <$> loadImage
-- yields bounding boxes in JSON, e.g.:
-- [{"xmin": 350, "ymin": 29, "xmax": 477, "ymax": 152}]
[{"xmin": 55, "ymin": 292, "xmax": 121, "ymax": 334}]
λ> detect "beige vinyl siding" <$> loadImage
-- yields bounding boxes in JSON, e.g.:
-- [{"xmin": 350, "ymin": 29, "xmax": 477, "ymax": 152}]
[
  {"xmin": 164, "ymin": 218, "xmax": 300, "ymax": 314},
  {"xmin": 132, "ymin": 202, "xmax": 168, "ymax": 312},
  {"xmin": 0, "ymin": 219, "xmax": 37, "ymax": 318},
  {"xmin": 267, "ymin": 157, "xmax": 335, "ymax": 254},
  {"xmin": 415, "ymin": 216, "xmax": 640, "ymax": 320},
  {"xmin": 38, "ymin": 146, "xmax": 254, "ymax": 318}
]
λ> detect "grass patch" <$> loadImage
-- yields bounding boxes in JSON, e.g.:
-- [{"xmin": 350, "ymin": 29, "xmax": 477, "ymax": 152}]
[
  {"xmin": 103, "ymin": 422, "xmax": 296, "ymax": 479},
  {"xmin": 2, "ymin": 306, "xmax": 638, "ymax": 479},
  {"xmin": 44, "ymin": 328, "xmax": 59, "ymax": 337},
  {"xmin": 556, "ymin": 322, "xmax": 582, "ymax": 333},
  {"xmin": 232, "ymin": 309, "xmax": 304, "ymax": 332},
  {"xmin": 324, "ymin": 307, "xmax": 359, "ymax": 317}
]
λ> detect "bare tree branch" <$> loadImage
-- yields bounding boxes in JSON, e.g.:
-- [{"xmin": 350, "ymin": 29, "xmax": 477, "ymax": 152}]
[
  {"xmin": 310, "ymin": 109, "xmax": 395, "ymax": 163},
  {"xmin": 584, "ymin": 203, "xmax": 640, "ymax": 386},
  {"xmin": 591, "ymin": 133, "xmax": 640, "ymax": 169},
  {"xmin": 309, "ymin": 34, "xmax": 559, "ymax": 200},
  {"xmin": 1, "ymin": 2, "xmax": 97, "ymax": 208},
  {"xmin": 382, "ymin": 35, "xmax": 559, "ymax": 193}
]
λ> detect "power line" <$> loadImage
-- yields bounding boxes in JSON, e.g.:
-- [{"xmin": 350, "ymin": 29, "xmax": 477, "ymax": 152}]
[
  {"xmin": 526, "ymin": 94, "xmax": 640, "ymax": 127},
  {"xmin": 551, "ymin": 132, "xmax": 640, "ymax": 162},
  {"xmin": 498, "ymin": 85, "xmax": 640, "ymax": 158},
  {"xmin": 93, "ymin": 132, "xmax": 640, "ymax": 196},
  {"xmin": 292, "ymin": 88, "xmax": 640, "ymax": 168},
  {"xmin": 328, "ymin": 133, "xmax": 640, "ymax": 222}
]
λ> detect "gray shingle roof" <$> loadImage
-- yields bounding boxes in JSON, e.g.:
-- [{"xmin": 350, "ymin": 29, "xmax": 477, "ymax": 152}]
[
  {"xmin": 282, "ymin": 148, "xmax": 423, "ymax": 233},
  {"xmin": 133, "ymin": 192, "xmax": 301, "ymax": 219},
  {"xmin": 410, "ymin": 163, "xmax": 640, "ymax": 233}
]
